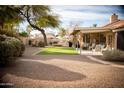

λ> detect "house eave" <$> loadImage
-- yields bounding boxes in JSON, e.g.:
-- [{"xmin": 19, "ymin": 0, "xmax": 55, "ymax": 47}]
[{"xmin": 113, "ymin": 27, "xmax": 124, "ymax": 32}]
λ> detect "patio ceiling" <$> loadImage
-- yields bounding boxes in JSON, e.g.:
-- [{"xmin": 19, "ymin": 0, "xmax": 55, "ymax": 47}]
[
  {"xmin": 80, "ymin": 29, "xmax": 111, "ymax": 33},
  {"xmin": 71, "ymin": 27, "xmax": 111, "ymax": 35}
]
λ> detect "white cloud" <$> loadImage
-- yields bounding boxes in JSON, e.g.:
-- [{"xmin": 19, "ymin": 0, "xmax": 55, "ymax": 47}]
[{"xmin": 51, "ymin": 5, "xmax": 124, "ymax": 27}]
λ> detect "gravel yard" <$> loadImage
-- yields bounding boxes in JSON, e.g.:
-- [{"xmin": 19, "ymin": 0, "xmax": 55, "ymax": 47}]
[{"xmin": 0, "ymin": 46, "xmax": 124, "ymax": 88}]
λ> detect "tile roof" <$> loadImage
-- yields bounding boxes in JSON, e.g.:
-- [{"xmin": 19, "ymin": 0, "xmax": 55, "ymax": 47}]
[{"xmin": 103, "ymin": 20, "xmax": 124, "ymax": 29}]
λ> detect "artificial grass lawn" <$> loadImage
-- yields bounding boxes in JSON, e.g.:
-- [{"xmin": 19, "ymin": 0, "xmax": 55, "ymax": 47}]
[{"xmin": 37, "ymin": 47, "xmax": 78, "ymax": 55}]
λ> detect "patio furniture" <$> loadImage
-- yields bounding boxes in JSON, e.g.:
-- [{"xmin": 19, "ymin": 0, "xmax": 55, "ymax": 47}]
[
  {"xmin": 83, "ymin": 43, "xmax": 89, "ymax": 50},
  {"xmin": 89, "ymin": 43, "xmax": 96, "ymax": 50},
  {"xmin": 93, "ymin": 44, "xmax": 105, "ymax": 52}
]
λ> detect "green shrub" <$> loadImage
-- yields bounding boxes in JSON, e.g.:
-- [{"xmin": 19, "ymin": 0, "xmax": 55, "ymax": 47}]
[
  {"xmin": 0, "ymin": 34, "xmax": 25, "ymax": 66},
  {"xmin": 53, "ymin": 44, "xmax": 62, "ymax": 47},
  {"xmin": 52, "ymin": 41, "xmax": 58, "ymax": 44},
  {"xmin": 38, "ymin": 41, "xmax": 45, "ymax": 47},
  {"xmin": 102, "ymin": 50, "xmax": 124, "ymax": 61},
  {"xmin": 19, "ymin": 31, "xmax": 28, "ymax": 37},
  {"xmin": 0, "ymin": 29, "xmax": 17, "ymax": 37}
]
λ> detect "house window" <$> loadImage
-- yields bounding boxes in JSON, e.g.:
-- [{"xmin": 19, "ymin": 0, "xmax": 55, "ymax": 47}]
[{"xmin": 108, "ymin": 35, "xmax": 112, "ymax": 45}]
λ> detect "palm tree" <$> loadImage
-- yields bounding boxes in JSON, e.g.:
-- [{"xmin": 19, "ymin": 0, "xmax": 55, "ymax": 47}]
[
  {"xmin": 0, "ymin": 6, "xmax": 21, "ymax": 29},
  {"xmin": 58, "ymin": 27, "xmax": 66, "ymax": 38},
  {"xmin": 18, "ymin": 5, "xmax": 60, "ymax": 46}
]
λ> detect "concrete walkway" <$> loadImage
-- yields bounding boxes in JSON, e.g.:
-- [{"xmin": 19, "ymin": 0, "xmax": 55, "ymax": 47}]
[{"xmin": 1, "ymin": 46, "xmax": 124, "ymax": 88}]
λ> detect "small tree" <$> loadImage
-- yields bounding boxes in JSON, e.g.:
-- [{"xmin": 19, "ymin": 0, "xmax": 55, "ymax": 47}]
[{"xmin": 58, "ymin": 27, "xmax": 66, "ymax": 38}]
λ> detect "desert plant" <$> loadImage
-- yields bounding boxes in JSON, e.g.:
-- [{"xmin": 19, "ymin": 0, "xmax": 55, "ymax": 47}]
[
  {"xmin": 102, "ymin": 50, "xmax": 124, "ymax": 61},
  {"xmin": 19, "ymin": 31, "xmax": 28, "ymax": 37},
  {"xmin": 0, "ymin": 34, "xmax": 25, "ymax": 66},
  {"xmin": 38, "ymin": 41, "xmax": 45, "ymax": 47}
]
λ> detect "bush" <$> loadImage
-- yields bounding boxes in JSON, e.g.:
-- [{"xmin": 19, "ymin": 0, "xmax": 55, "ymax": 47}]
[
  {"xmin": 52, "ymin": 41, "xmax": 58, "ymax": 44},
  {"xmin": 0, "ymin": 34, "xmax": 25, "ymax": 66},
  {"xmin": 19, "ymin": 31, "xmax": 28, "ymax": 37},
  {"xmin": 38, "ymin": 41, "xmax": 45, "ymax": 47},
  {"xmin": 0, "ymin": 29, "xmax": 17, "ymax": 37},
  {"xmin": 53, "ymin": 44, "xmax": 62, "ymax": 47},
  {"xmin": 102, "ymin": 50, "xmax": 124, "ymax": 61}
]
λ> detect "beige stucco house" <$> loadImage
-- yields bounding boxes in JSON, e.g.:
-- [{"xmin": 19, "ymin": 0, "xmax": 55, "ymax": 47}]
[{"xmin": 71, "ymin": 13, "xmax": 124, "ymax": 51}]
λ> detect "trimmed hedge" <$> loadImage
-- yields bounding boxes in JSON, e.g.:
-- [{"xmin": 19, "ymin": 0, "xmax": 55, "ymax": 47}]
[
  {"xmin": 38, "ymin": 41, "xmax": 45, "ymax": 47},
  {"xmin": 0, "ymin": 34, "xmax": 25, "ymax": 66},
  {"xmin": 102, "ymin": 49, "xmax": 124, "ymax": 61}
]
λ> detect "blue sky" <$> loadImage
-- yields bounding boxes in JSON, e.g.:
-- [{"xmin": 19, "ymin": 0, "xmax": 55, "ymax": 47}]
[
  {"xmin": 51, "ymin": 5, "xmax": 124, "ymax": 27},
  {"xmin": 20, "ymin": 5, "xmax": 124, "ymax": 35}
]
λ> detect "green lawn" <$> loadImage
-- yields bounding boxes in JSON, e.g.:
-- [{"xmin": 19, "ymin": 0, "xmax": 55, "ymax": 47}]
[{"xmin": 37, "ymin": 47, "xmax": 78, "ymax": 55}]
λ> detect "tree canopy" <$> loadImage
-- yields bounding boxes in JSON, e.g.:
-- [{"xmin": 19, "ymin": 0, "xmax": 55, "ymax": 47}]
[
  {"xmin": 0, "ymin": 6, "xmax": 23, "ymax": 29},
  {"xmin": 19, "ymin": 5, "xmax": 60, "ymax": 45}
]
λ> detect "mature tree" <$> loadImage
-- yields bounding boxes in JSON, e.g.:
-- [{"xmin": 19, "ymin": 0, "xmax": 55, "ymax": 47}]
[
  {"xmin": 0, "ymin": 5, "xmax": 60, "ymax": 45},
  {"xmin": 58, "ymin": 27, "xmax": 66, "ymax": 38},
  {"xmin": 18, "ymin": 5, "xmax": 60, "ymax": 46}
]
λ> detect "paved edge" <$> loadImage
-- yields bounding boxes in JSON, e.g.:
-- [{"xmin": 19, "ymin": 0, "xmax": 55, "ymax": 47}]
[
  {"xmin": 86, "ymin": 56, "xmax": 124, "ymax": 68},
  {"xmin": 32, "ymin": 48, "xmax": 43, "ymax": 55}
]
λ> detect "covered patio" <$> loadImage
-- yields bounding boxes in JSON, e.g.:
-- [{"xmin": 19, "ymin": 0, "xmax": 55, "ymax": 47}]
[{"xmin": 71, "ymin": 27, "xmax": 116, "ymax": 53}]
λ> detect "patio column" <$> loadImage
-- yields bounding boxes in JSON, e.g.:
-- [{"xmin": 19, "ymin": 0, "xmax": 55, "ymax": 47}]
[
  {"xmin": 78, "ymin": 33, "xmax": 83, "ymax": 54},
  {"xmin": 106, "ymin": 34, "xmax": 108, "ymax": 49},
  {"xmin": 99, "ymin": 33, "xmax": 100, "ymax": 44},
  {"xmin": 90, "ymin": 34, "xmax": 93, "ymax": 44},
  {"xmin": 115, "ymin": 32, "xmax": 118, "ymax": 50}
]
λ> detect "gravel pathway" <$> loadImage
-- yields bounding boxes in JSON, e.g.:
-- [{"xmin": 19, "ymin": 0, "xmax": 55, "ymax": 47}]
[{"xmin": 0, "ymin": 46, "xmax": 124, "ymax": 88}]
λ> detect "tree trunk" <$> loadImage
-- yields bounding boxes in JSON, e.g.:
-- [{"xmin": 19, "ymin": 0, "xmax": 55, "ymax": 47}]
[
  {"xmin": 26, "ymin": 17, "xmax": 48, "ymax": 46},
  {"xmin": 19, "ymin": 7, "xmax": 48, "ymax": 46},
  {"xmin": 40, "ymin": 29, "xmax": 48, "ymax": 46}
]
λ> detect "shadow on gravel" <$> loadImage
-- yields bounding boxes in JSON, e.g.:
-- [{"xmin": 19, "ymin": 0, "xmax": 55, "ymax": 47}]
[{"xmin": 1, "ymin": 61, "xmax": 86, "ymax": 82}]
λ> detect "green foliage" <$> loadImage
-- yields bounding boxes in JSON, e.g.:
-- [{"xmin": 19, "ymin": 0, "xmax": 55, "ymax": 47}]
[
  {"xmin": 0, "ymin": 34, "xmax": 25, "ymax": 66},
  {"xmin": 0, "ymin": 5, "xmax": 60, "ymax": 46},
  {"xmin": 37, "ymin": 47, "xmax": 78, "ymax": 55},
  {"xmin": 0, "ymin": 6, "xmax": 22, "ymax": 26},
  {"xmin": 38, "ymin": 41, "xmax": 45, "ymax": 47},
  {"xmin": 20, "ymin": 5, "xmax": 60, "ymax": 28},
  {"xmin": 0, "ymin": 29, "xmax": 17, "ymax": 37},
  {"xmin": 20, "ymin": 5, "xmax": 60, "ymax": 45},
  {"xmin": 102, "ymin": 50, "xmax": 124, "ymax": 61},
  {"xmin": 36, "ymin": 15, "xmax": 60, "ymax": 28},
  {"xmin": 19, "ymin": 31, "xmax": 28, "ymax": 37},
  {"xmin": 58, "ymin": 27, "xmax": 66, "ymax": 37}
]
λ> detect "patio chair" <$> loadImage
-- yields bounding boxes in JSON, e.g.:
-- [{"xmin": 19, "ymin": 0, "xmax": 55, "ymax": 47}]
[
  {"xmin": 93, "ymin": 44, "xmax": 101, "ymax": 52},
  {"xmin": 89, "ymin": 43, "xmax": 96, "ymax": 50},
  {"xmin": 100, "ymin": 44, "xmax": 105, "ymax": 51},
  {"xmin": 83, "ymin": 43, "xmax": 90, "ymax": 50}
]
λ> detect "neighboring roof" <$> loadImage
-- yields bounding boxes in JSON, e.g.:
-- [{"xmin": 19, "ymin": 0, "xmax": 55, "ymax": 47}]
[
  {"xmin": 103, "ymin": 20, "xmax": 124, "ymax": 30},
  {"xmin": 46, "ymin": 33, "xmax": 56, "ymax": 39}
]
